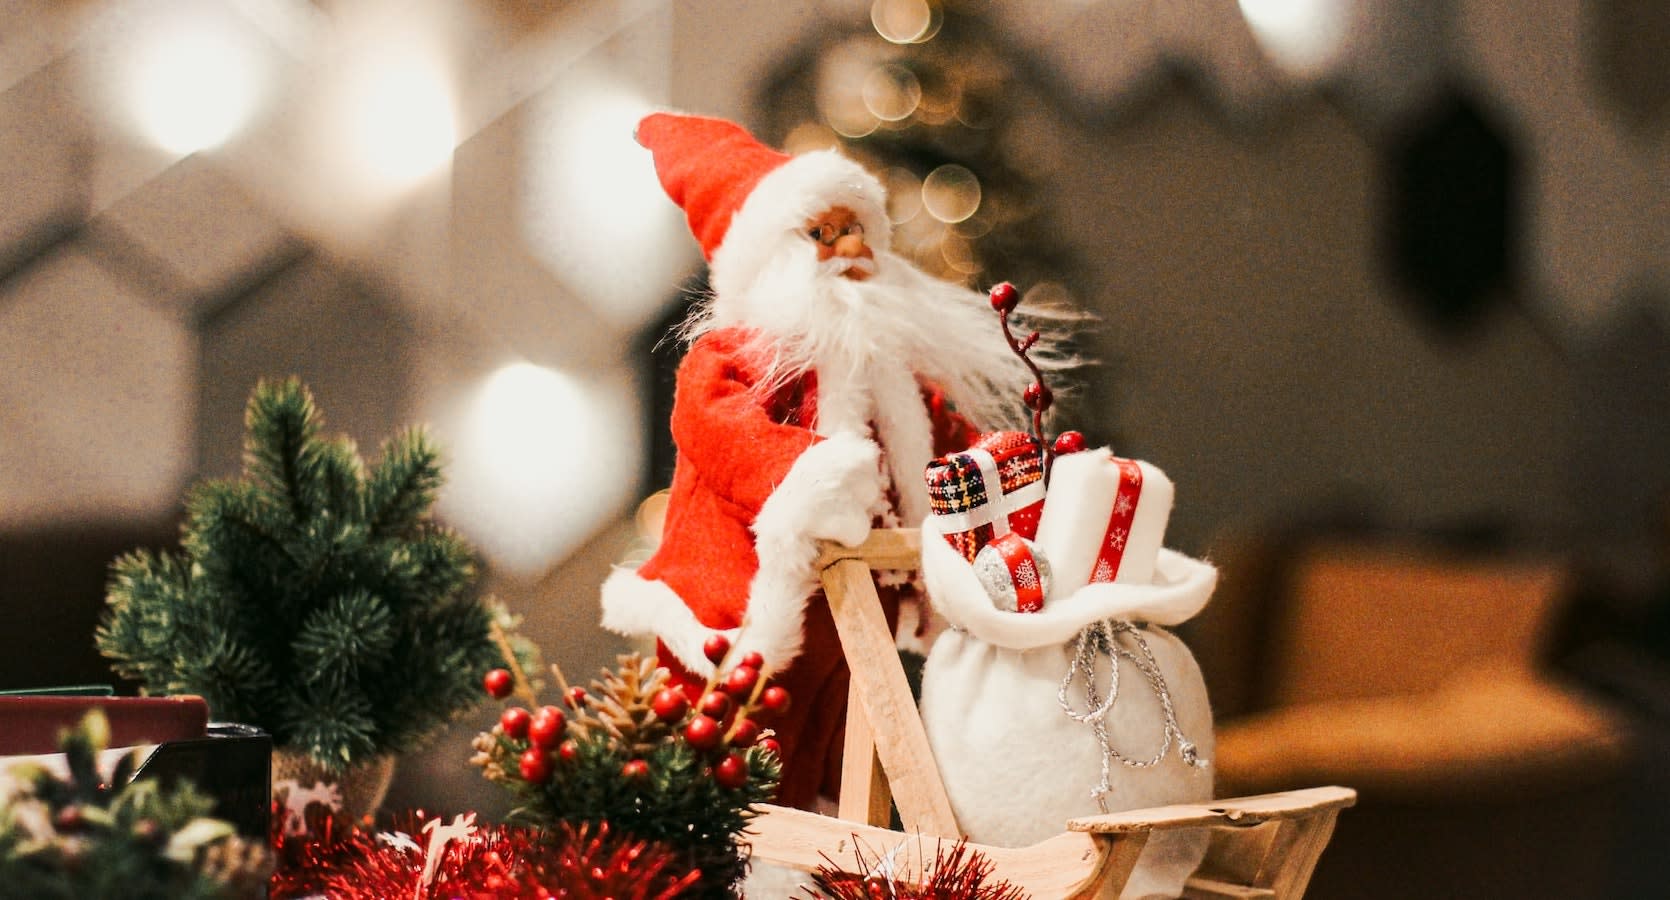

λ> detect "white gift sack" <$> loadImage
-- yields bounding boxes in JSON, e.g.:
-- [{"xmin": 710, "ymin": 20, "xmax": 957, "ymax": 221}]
[{"xmin": 918, "ymin": 516, "xmax": 1219, "ymax": 899}]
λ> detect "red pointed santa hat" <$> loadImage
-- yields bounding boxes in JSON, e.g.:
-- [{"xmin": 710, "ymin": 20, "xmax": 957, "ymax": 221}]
[{"xmin": 636, "ymin": 112, "xmax": 891, "ymax": 300}]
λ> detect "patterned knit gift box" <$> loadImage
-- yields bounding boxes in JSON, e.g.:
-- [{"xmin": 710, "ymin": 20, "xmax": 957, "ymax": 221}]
[{"xmin": 924, "ymin": 430, "xmax": 1046, "ymax": 562}]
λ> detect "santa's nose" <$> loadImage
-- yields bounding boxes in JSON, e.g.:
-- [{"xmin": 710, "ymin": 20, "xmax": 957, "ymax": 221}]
[{"xmin": 833, "ymin": 232, "xmax": 870, "ymax": 259}]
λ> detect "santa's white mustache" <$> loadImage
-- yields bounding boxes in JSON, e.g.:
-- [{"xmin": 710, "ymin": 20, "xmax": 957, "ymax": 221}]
[{"xmin": 817, "ymin": 256, "xmax": 877, "ymax": 280}]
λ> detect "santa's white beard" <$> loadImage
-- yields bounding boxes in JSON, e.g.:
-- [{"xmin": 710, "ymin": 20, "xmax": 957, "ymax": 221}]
[{"xmin": 688, "ymin": 242, "xmax": 1060, "ymax": 433}]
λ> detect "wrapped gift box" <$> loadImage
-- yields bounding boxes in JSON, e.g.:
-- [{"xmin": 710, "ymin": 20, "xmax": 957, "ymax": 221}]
[
  {"xmin": 1034, "ymin": 449, "xmax": 1174, "ymax": 594},
  {"xmin": 925, "ymin": 430, "xmax": 1046, "ymax": 561}
]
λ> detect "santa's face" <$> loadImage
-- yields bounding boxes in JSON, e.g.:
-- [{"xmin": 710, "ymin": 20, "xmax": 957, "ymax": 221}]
[
  {"xmin": 693, "ymin": 193, "xmax": 1048, "ymax": 434},
  {"xmin": 803, "ymin": 205, "xmax": 874, "ymax": 281}
]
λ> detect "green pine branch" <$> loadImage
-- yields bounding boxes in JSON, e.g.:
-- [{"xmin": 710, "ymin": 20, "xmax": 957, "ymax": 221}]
[
  {"xmin": 98, "ymin": 376, "xmax": 501, "ymax": 773},
  {"xmin": 363, "ymin": 427, "xmax": 443, "ymax": 539},
  {"xmin": 0, "ymin": 711, "xmax": 266, "ymax": 900}
]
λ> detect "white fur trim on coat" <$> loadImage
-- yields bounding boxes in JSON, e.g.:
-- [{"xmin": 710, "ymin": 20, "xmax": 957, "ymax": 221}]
[
  {"xmin": 599, "ymin": 432, "xmax": 882, "ymax": 677},
  {"xmin": 710, "ymin": 150, "xmax": 891, "ymax": 305},
  {"xmin": 599, "ymin": 567, "xmax": 740, "ymax": 676}
]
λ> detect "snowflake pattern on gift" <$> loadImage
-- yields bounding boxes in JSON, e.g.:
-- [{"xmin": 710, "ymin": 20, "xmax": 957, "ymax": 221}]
[
  {"xmin": 1014, "ymin": 560, "xmax": 1040, "ymax": 591},
  {"xmin": 1113, "ymin": 493, "xmax": 1134, "ymax": 517},
  {"xmin": 1107, "ymin": 527, "xmax": 1128, "ymax": 552},
  {"xmin": 1092, "ymin": 559, "xmax": 1116, "ymax": 582}
]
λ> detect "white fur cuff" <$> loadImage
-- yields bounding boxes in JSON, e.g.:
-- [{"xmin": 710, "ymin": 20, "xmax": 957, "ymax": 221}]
[{"xmin": 599, "ymin": 567, "xmax": 738, "ymax": 677}]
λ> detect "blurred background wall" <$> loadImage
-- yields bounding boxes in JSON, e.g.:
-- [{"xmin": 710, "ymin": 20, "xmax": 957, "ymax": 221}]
[{"xmin": 2, "ymin": 0, "xmax": 1666, "ymax": 896}]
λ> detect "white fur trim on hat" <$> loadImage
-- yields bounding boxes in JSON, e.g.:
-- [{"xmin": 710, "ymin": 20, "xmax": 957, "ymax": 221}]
[{"xmin": 709, "ymin": 150, "xmax": 892, "ymax": 303}]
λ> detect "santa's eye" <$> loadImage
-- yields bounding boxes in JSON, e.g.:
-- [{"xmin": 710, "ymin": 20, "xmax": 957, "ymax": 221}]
[
  {"xmin": 846, "ymin": 222, "xmax": 863, "ymax": 238},
  {"xmin": 809, "ymin": 223, "xmax": 838, "ymax": 245}
]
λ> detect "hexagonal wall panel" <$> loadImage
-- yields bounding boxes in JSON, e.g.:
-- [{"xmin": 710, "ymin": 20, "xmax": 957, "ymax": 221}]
[
  {"xmin": 0, "ymin": 242, "xmax": 196, "ymax": 528},
  {"xmin": 195, "ymin": 256, "xmax": 415, "ymax": 480},
  {"xmin": 0, "ymin": 62, "xmax": 89, "ymax": 276},
  {"xmin": 93, "ymin": 154, "xmax": 300, "ymax": 317}
]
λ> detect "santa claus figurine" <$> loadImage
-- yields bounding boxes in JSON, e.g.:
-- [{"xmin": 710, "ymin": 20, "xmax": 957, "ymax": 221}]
[{"xmin": 601, "ymin": 112, "xmax": 1065, "ymax": 809}]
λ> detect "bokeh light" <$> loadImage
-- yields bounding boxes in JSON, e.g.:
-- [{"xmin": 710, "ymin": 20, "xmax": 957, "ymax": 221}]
[
  {"xmin": 921, "ymin": 163, "xmax": 982, "ymax": 223},
  {"xmin": 862, "ymin": 64, "xmax": 923, "ymax": 122},
  {"xmin": 339, "ymin": 47, "xmax": 457, "ymax": 187},
  {"xmin": 817, "ymin": 40, "xmax": 886, "ymax": 138},
  {"xmin": 1239, "ymin": 0, "xmax": 1352, "ymax": 79},
  {"xmin": 521, "ymin": 72, "xmax": 688, "ymax": 330},
  {"xmin": 442, "ymin": 362, "xmax": 642, "ymax": 575},
  {"xmin": 117, "ymin": 10, "xmax": 271, "ymax": 155},
  {"xmin": 940, "ymin": 232, "xmax": 980, "ymax": 275},
  {"xmin": 871, "ymin": 0, "xmax": 942, "ymax": 45},
  {"xmin": 885, "ymin": 167, "xmax": 925, "ymax": 224},
  {"xmin": 784, "ymin": 122, "xmax": 842, "ymax": 153}
]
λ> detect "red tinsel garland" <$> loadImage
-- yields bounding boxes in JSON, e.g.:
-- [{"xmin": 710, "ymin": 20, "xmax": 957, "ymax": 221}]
[
  {"xmin": 269, "ymin": 810, "xmax": 700, "ymax": 900},
  {"xmin": 805, "ymin": 836, "xmax": 1030, "ymax": 900}
]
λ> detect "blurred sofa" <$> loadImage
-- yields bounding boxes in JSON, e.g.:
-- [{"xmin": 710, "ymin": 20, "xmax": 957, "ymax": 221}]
[{"xmin": 1188, "ymin": 522, "xmax": 1638, "ymax": 899}]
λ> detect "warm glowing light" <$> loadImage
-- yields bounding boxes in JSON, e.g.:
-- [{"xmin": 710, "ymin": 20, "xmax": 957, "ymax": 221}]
[
  {"xmin": 551, "ymin": 84, "xmax": 663, "ymax": 250},
  {"xmin": 940, "ymin": 233, "xmax": 980, "ymax": 275},
  {"xmin": 817, "ymin": 40, "xmax": 884, "ymax": 139},
  {"xmin": 872, "ymin": 0, "xmax": 941, "ymax": 44},
  {"xmin": 862, "ymin": 64, "xmax": 923, "ymax": 122},
  {"xmin": 443, "ymin": 363, "xmax": 642, "ymax": 574},
  {"xmin": 1239, "ymin": 0, "xmax": 1351, "ymax": 78},
  {"xmin": 921, "ymin": 164, "xmax": 981, "ymax": 223},
  {"xmin": 952, "ymin": 209, "xmax": 995, "ymax": 239},
  {"xmin": 341, "ymin": 49, "xmax": 457, "ymax": 185},
  {"xmin": 522, "ymin": 74, "xmax": 688, "ymax": 330},
  {"xmin": 123, "ymin": 16, "xmax": 268, "ymax": 154}
]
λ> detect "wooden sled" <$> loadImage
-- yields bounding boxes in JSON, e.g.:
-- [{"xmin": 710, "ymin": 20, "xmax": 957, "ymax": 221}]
[{"xmin": 738, "ymin": 527, "xmax": 1357, "ymax": 899}]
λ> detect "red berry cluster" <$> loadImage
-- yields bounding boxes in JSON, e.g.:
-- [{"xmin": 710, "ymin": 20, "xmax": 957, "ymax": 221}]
[
  {"xmin": 478, "ymin": 640, "xmax": 790, "ymax": 795},
  {"xmin": 483, "ymin": 668, "xmax": 576, "ymax": 785},
  {"xmin": 661, "ymin": 634, "xmax": 792, "ymax": 790}
]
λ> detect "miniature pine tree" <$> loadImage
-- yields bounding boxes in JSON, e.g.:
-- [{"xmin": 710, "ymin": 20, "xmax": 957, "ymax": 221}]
[{"xmin": 97, "ymin": 377, "xmax": 503, "ymax": 773}]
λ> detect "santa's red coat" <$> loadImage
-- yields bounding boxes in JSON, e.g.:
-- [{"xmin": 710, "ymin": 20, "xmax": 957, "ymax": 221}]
[{"xmin": 602, "ymin": 325, "xmax": 975, "ymax": 808}]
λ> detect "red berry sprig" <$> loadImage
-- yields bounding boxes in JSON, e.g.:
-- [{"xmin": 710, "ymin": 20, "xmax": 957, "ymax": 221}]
[
  {"xmin": 651, "ymin": 687, "xmax": 688, "ymax": 722},
  {"xmin": 702, "ymin": 634, "xmax": 731, "ymax": 666},
  {"xmin": 1053, "ymin": 430, "xmax": 1087, "ymax": 456},
  {"xmin": 528, "ymin": 706, "xmax": 566, "ymax": 748},
  {"xmin": 519, "ymin": 746, "xmax": 552, "ymax": 784},
  {"xmin": 475, "ymin": 650, "xmax": 789, "ymax": 803},
  {"xmin": 714, "ymin": 753, "xmax": 749, "ymax": 790},
  {"xmin": 683, "ymin": 714, "xmax": 723, "ymax": 751},
  {"xmin": 483, "ymin": 668, "xmax": 514, "ymax": 700},
  {"xmin": 989, "ymin": 282, "xmax": 1061, "ymax": 482},
  {"xmin": 668, "ymin": 642, "xmax": 794, "ymax": 792},
  {"xmin": 499, "ymin": 706, "xmax": 531, "ymax": 739},
  {"xmin": 759, "ymin": 685, "xmax": 791, "ymax": 714}
]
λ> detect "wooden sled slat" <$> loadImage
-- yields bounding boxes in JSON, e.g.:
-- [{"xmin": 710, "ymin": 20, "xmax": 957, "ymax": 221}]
[
  {"xmin": 1068, "ymin": 786, "xmax": 1358, "ymax": 833},
  {"xmin": 820, "ymin": 550, "xmax": 959, "ymax": 837},
  {"xmin": 1072, "ymin": 787, "xmax": 1355, "ymax": 900},
  {"xmin": 836, "ymin": 681, "xmax": 891, "ymax": 828}
]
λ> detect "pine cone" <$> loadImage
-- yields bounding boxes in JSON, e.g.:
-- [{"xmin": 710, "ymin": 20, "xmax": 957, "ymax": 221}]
[{"xmin": 579, "ymin": 654, "xmax": 675, "ymax": 757}]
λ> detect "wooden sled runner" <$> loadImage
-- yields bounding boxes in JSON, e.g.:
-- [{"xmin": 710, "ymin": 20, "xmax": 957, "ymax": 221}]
[{"xmin": 738, "ymin": 527, "xmax": 1356, "ymax": 899}]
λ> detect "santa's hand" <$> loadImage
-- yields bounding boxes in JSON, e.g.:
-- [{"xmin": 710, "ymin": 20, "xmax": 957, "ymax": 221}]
[{"xmin": 754, "ymin": 432, "xmax": 882, "ymax": 554}]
